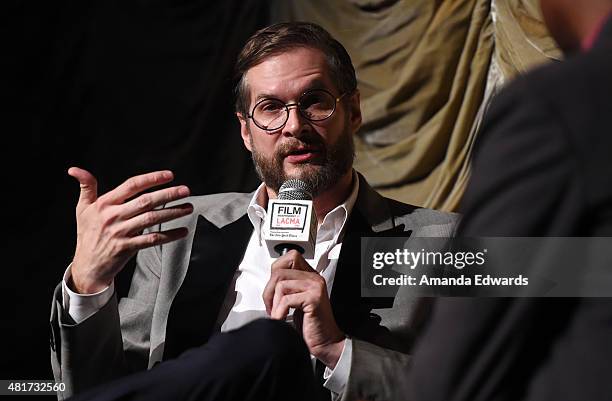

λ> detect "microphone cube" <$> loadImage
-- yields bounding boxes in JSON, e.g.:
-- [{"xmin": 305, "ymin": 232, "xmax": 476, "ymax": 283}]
[{"xmin": 262, "ymin": 199, "xmax": 317, "ymax": 259}]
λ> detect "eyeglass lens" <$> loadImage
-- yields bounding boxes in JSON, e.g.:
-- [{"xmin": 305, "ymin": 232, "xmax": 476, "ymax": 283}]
[{"xmin": 252, "ymin": 90, "xmax": 336, "ymax": 130}]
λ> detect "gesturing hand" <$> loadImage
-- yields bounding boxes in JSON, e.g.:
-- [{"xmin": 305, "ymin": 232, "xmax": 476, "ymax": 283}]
[
  {"xmin": 68, "ymin": 167, "xmax": 193, "ymax": 294},
  {"xmin": 263, "ymin": 250, "xmax": 345, "ymax": 368}
]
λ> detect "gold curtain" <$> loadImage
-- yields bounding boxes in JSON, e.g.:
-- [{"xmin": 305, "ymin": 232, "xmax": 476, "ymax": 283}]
[{"xmin": 271, "ymin": 0, "xmax": 560, "ymax": 211}]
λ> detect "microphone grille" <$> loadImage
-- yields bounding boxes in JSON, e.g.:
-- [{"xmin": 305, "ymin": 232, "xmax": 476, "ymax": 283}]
[{"xmin": 278, "ymin": 179, "xmax": 313, "ymax": 200}]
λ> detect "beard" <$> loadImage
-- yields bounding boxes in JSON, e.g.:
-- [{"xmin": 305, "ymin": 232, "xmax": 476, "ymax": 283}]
[{"xmin": 250, "ymin": 125, "xmax": 355, "ymax": 197}]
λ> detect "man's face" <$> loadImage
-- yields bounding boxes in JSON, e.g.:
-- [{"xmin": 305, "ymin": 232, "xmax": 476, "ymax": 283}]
[{"xmin": 237, "ymin": 47, "xmax": 362, "ymax": 196}]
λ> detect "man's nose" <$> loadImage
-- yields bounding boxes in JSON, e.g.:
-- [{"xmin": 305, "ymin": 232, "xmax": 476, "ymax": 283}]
[{"xmin": 282, "ymin": 105, "xmax": 309, "ymax": 137}]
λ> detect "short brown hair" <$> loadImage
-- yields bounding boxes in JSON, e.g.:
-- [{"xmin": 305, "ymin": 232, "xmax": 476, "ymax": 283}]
[{"xmin": 234, "ymin": 22, "xmax": 357, "ymax": 117}]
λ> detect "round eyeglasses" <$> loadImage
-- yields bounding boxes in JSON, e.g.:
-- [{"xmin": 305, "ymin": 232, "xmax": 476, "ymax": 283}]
[{"xmin": 247, "ymin": 89, "xmax": 348, "ymax": 132}]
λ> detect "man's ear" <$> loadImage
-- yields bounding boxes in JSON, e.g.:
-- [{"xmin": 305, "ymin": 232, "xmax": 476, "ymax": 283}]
[
  {"xmin": 237, "ymin": 112, "xmax": 253, "ymax": 152},
  {"xmin": 347, "ymin": 90, "xmax": 362, "ymax": 135}
]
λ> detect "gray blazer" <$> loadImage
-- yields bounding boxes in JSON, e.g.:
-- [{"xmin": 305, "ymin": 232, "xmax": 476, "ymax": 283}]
[{"xmin": 50, "ymin": 173, "xmax": 459, "ymax": 401}]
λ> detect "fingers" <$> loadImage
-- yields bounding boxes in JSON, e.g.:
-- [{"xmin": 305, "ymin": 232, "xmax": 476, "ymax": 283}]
[
  {"xmin": 68, "ymin": 167, "xmax": 98, "ymax": 207},
  {"xmin": 272, "ymin": 279, "xmax": 308, "ymax": 318},
  {"xmin": 271, "ymin": 250, "xmax": 316, "ymax": 273},
  {"xmin": 120, "ymin": 185, "xmax": 191, "ymax": 219},
  {"xmin": 264, "ymin": 251, "xmax": 318, "ymax": 313},
  {"xmin": 271, "ymin": 292, "xmax": 311, "ymax": 320},
  {"xmin": 100, "ymin": 170, "xmax": 175, "ymax": 205},
  {"xmin": 271, "ymin": 278, "xmax": 326, "ymax": 319},
  {"xmin": 124, "ymin": 227, "xmax": 189, "ymax": 251},
  {"xmin": 263, "ymin": 269, "xmax": 311, "ymax": 313},
  {"xmin": 121, "ymin": 203, "xmax": 193, "ymax": 235}
]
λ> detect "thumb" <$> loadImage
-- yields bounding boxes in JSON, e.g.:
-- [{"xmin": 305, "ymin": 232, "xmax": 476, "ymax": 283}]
[{"xmin": 68, "ymin": 167, "xmax": 98, "ymax": 206}]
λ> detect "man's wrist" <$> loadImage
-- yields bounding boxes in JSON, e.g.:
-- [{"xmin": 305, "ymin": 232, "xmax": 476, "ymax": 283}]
[
  {"xmin": 312, "ymin": 337, "xmax": 346, "ymax": 369},
  {"xmin": 69, "ymin": 262, "xmax": 111, "ymax": 294},
  {"xmin": 62, "ymin": 264, "xmax": 114, "ymax": 323},
  {"xmin": 323, "ymin": 337, "xmax": 352, "ymax": 395},
  {"xmin": 69, "ymin": 275, "xmax": 109, "ymax": 294}
]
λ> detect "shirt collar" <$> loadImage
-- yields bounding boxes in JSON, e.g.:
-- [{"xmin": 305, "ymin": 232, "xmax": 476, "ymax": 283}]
[
  {"xmin": 318, "ymin": 171, "xmax": 359, "ymax": 243},
  {"xmin": 246, "ymin": 182, "xmax": 268, "ymax": 240},
  {"xmin": 247, "ymin": 170, "xmax": 360, "ymax": 243}
]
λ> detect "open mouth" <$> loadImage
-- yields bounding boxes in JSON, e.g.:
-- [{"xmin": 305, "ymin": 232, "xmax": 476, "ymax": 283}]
[{"xmin": 284, "ymin": 147, "xmax": 320, "ymax": 163}]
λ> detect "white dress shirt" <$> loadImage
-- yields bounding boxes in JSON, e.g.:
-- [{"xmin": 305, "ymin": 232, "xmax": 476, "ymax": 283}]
[{"xmin": 62, "ymin": 173, "xmax": 359, "ymax": 399}]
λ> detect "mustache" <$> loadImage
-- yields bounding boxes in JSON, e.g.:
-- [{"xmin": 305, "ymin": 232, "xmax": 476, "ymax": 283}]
[{"xmin": 275, "ymin": 137, "xmax": 326, "ymax": 158}]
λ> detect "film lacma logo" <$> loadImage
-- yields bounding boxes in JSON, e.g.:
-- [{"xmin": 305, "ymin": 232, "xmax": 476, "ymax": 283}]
[{"xmin": 270, "ymin": 203, "xmax": 308, "ymax": 230}]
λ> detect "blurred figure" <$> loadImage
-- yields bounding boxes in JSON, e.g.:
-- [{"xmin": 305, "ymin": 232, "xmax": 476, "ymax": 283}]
[{"xmin": 404, "ymin": 1, "xmax": 612, "ymax": 401}]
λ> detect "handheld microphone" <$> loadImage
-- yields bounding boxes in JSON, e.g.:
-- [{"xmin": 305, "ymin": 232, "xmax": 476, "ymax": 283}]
[{"xmin": 263, "ymin": 179, "xmax": 317, "ymax": 259}]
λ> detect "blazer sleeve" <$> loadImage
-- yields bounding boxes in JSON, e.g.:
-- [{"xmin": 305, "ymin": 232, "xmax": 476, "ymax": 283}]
[
  {"xmin": 50, "ymin": 238, "xmax": 162, "ymax": 400},
  {"xmin": 341, "ymin": 339, "xmax": 411, "ymax": 401}
]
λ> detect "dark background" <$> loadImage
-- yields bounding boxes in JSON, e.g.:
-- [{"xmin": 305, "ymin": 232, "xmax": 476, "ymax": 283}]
[{"xmin": 4, "ymin": 0, "xmax": 270, "ymax": 380}]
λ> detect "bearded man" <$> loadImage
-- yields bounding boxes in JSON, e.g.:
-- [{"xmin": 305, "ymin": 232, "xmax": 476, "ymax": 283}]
[{"xmin": 51, "ymin": 22, "xmax": 459, "ymax": 401}]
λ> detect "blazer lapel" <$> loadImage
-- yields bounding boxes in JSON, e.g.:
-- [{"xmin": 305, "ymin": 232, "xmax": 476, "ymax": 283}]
[{"xmin": 163, "ymin": 214, "xmax": 252, "ymax": 360}]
